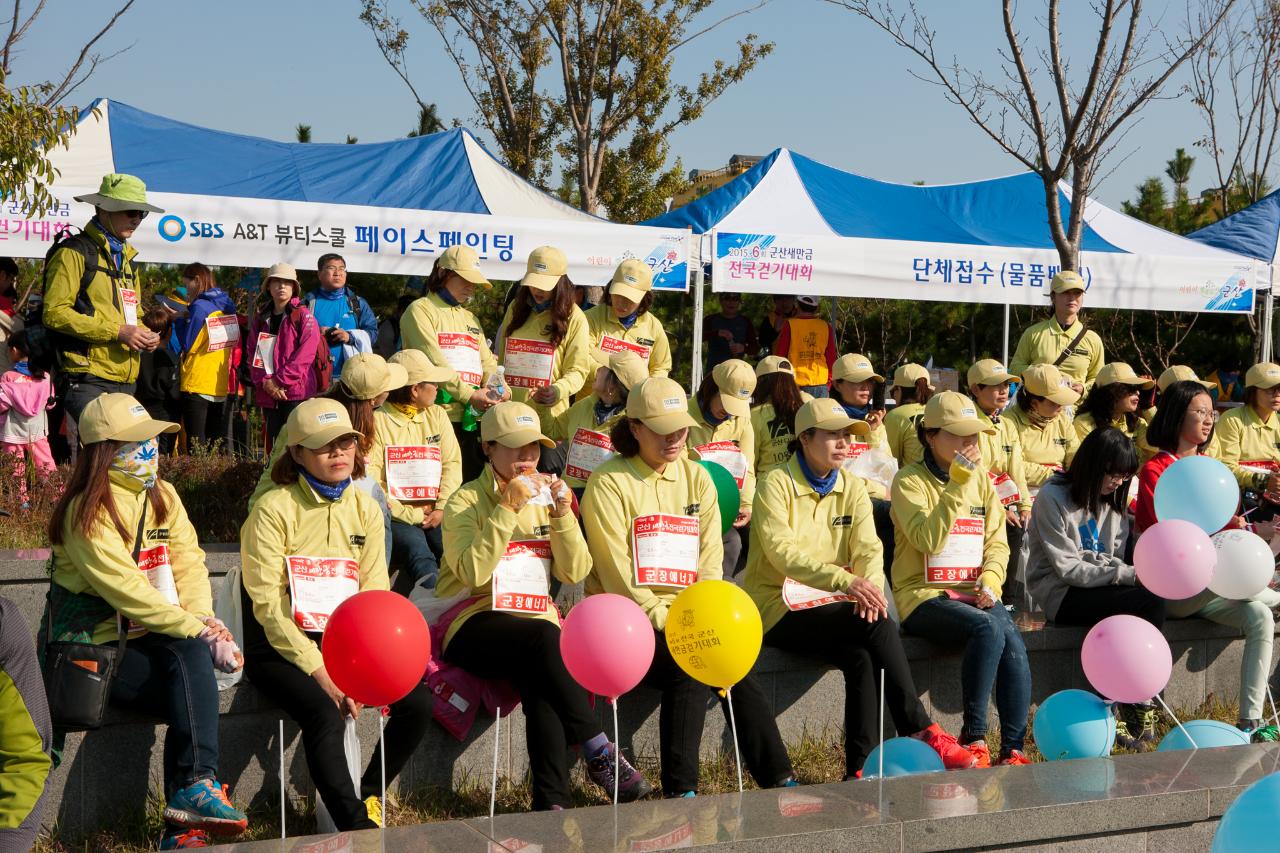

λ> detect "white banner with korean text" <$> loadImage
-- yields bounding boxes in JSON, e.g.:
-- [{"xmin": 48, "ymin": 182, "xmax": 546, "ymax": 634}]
[
  {"xmin": 712, "ymin": 230, "xmax": 1265, "ymax": 314},
  {"xmin": 2, "ymin": 188, "xmax": 692, "ymax": 291}
]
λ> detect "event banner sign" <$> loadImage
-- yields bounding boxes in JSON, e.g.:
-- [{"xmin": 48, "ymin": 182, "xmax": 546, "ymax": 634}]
[
  {"xmin": 713, "ymin": 231, "xmax": 1262, "ymax": 314},
  {"xmin": 1, "ymin": 189, "xmax": 692, "ymax": 291}
]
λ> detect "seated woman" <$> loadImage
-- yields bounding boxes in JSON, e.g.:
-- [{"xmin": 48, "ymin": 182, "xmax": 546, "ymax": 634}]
[
  {"xmin": 1212, "ymin": 362, "xmax": 1280, "ymax": 520},
  {"xmin": 1005, "ymin": 363, "xmax": 1080, "ymax": 498},
  {"xmin": 891, "ymin": 392, "xmax": 1032, "ymax": 768},
  {"xmin": 831, "ymin": 353, "xmax": 894, "ymax": 575},
  {"xmin": 882, "ymin": 363, "xmax": 934, "ymax": 467},
  {"xmin": 1073, "ymin": 362, "xmax": 1153, "ymax": 442},
  {"xmin": 1136, "ymin": 366, "xmax": 1214, "ymax": 460},
  {"xmin": 743, "ymin": 398, "xmax": 974, "ymax": 778},
  {"xmin": 45, "ymin": 394, "xmax": 246, "ymax": 849},
  {"xmin": 582, "ymin": 377, "xmax": 796, "ymax": 796},
  {"xmin": 440, "ymin": 401, "xmax": 650, "ymax": 808},
  {"xmin": 1135, "ymin": 382, "xmax": 1279, "ymax": 741},
  {"xmin": 240, "ymin": 399, "xmax": 432, "ymax": 831},
  {"xmin": 584, "ymin": 259, "xmax": 672, "ymax": 377},
  {"xmin": 749, "ymin": 356, "xmax": 808, "ymax": 475}
]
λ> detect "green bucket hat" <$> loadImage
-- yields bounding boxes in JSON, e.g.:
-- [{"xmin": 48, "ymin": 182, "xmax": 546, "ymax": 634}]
[{"xmin": 74, "ymin": 173, "xmax": 164, "ymax": 213}]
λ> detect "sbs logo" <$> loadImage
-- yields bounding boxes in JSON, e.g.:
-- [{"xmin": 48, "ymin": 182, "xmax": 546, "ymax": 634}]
[{"xmin": 157, "ymin": 215, "xmax": 186, "ymax": 242}]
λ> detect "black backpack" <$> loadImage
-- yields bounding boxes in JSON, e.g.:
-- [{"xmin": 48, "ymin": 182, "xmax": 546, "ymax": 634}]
[{"xmin": 28, "ymin": 228, "xmax": 124, "ymax": 377}]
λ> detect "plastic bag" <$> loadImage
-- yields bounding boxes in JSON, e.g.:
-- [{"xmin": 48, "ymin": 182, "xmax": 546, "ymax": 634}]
[
  {"xmin": 846, "ymin": 447, "xmax": 899, "ymax": 495},
  {"xmin": 315, "ymin": 717, "xmax": 362, "ymax": 833},
  {"xmin": 213, "ymin": 564, "xmax": 245, "ymax": 691}
]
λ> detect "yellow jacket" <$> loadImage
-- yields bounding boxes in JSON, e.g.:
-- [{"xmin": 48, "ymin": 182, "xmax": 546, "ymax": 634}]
[
  {"xmin": 499, "ymin": 303, "xmax": 593, "ymax": 432},
  {"xmin": 584, "ymin": 304, "xmax": 671, "ymax": 377},
  {"xmin": 438, "ymin": 467, "xmax": 591, "ymax": 647},
  {"xmin": 1072, "ymin": 411, "xmax": 1146, "ymax": 443},
  {"xmin": 750, "ymin": 403, "xmax": 794, "ymax": 475},
  {"xmin": 367, "ymin": 403, "xmax": 462, "ymax": 525},
  {"xmin": 884, "ymin": 402, "xmax": 925, "ymax": 467},
  {"xmin": 687, "ymin": 398, "xmax": 757, "ymax": 506},
  {"xmin": 400, "ymin": 292, "xmax": 499, "ymax": 422},
  {"xmin": 1211, "ymin": 405, "xmax": 1280, "ymax": 488},
  {"xmin": 890, "ymin": 459, "xmax": 1009, "ymax": 622},
  {"xmin": 52, "ymin": 474, "xmax": 212, "ymax": 645},
  {"xmin": 581, "ymin": 454, "xmax": 723, "ymax": 631},
  {"xmin": 978, "ymin": 411, "xmax": 1032, "ymax": 514},
  {"xmin": 179, "ymin": 313, "xmax": 234, "ymax": 397},
  {"xmin": 1005, "ymin": 404, "xmax": 1079, "ymax": 488},
  {"xmin": 742, "ymin": 456, "xmax": 883, "ymax": 632},
  {"xmin": 548, "ymin": 394, "xmax": 626, "ymax": 490},
  {"xmin": 240, "ymin": 477, "xmax": 388, "ymax": 674},
  {"xmin": 1009, "ymin": 317, "xmax": 1104, "ymax": 388}
]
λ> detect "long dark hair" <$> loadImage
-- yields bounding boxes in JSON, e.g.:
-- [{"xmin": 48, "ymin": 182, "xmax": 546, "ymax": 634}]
[
  {"xmin": 424, "ymin": 261, "xmax": 455, "ymax": 295},
  {"xmin": 325, "ymin": 382, "xmax": 377, "ymax": 456},
  {"xmin": 610, "ymin": 417, "xmax": 641, "ymax": 457},
  {"xmin": 6, "ymin": 329, "xmax": 44, "ymax": 380},
  {"xmin": 1146, "ymin": 380, "xmax": 1216, "ymax": 454},
  {"xmin": 1062, "ymin": 427, "xmax": 1139, "ymax": 517},
  {"xmin": 894, "ymin": 377, "xmax": 933, "ymax": 405},
  {"xmin": 506, "ymin": 276, "xmax": 576, "ymax": 347},
  {"xmin": 1079, "ymin": 381, "xmax": 1140, "ymax": 432},
  {"xmin": 695, "ymin": 372, "xmax": 719, "ymax": 411},
  {"xmin": 49, "ymin": 441, "xmax": 171, "ymax": 545},
  {"xmin": 755, "ymin": 372, "xmax": 804, "ymax": 438}
]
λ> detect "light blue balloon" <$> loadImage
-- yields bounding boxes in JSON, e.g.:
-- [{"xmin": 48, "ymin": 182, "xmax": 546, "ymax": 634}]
[
  {"xmin": 1153, "ymin": 455, "xmax": 1239, "ymax": 534},
  {"xmin": 863, "ymin": 736, "xmax": 945, "ymax": 778},
  {"xmin": 1157, "ymin": 719, "xmax": 1251, "ymax": 752},
  {"xmin": 1032, "ymin": 689, "xmax": 1117, "ymax": 761},
  {"xmin": 1213, "ymin": 772, "xmax": 1280, "ymax": 852}
]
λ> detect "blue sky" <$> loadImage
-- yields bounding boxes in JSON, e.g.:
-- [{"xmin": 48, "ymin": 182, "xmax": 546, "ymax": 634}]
[{"xmin": 9, "ymin": 1, "xmax": 1218, "ymax": 208}]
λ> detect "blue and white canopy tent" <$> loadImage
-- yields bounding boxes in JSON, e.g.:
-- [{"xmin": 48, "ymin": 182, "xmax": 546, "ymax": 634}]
[
  {"xmin": 645, "ymin": 148, "xmax": 1266, "ymax": 383},
  {"xmin": 4, "ymin": 99, "xmax": 690, "ymax": 288}
]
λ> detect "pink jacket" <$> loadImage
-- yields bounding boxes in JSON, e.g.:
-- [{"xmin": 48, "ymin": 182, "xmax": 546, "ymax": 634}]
[
  {"xmin": 246, "ymin": 299, "xmax": 321, "ymax": 407},
  {"xmin": 425, "ymin": 597, "xmax": 521, "ymax": 740},
  {"xmin": 0, "ymin": 368, "xmax": 53, "ymax": 443}
]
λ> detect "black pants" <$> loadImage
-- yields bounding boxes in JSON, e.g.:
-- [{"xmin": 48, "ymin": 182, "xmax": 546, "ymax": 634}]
[
  {"xmin": 453, "ymin": 421, "xmax": 487, "ymax": 483},
  {"xmin": 443, "ymin": 612, "xmax": 601, "ymax": 810},
  {"xmin": 243, "ymin": 620, "xmax": 432, "ymax": 831},
  {"xmin": 182, "ymin": 394, "xmax": 226, "ymax": 448},
  {"xmin": 63, "ymin": 374, "xmax": 134, "ymax": 423},
  {"xmin": 765, "ymin": 603, "xmax": 931, "ymax": 776},
  {"xmin": 871, "ymin": 499, "xmax": 894, "ymax": 584},
  {"xmin": 642, "ymin": 627, "xmax": 792, "ymax": 796},
  {"xmin": 1052, "ymin": 585, "xmax": 1166, "ymax": 630},
  {"xmin": 264, "ymin": 401, "xmax": 300, "ymax": 449},
  {"xmin": 1004, "ymin": 520, "xmax": 1025, "ymax": 609}
]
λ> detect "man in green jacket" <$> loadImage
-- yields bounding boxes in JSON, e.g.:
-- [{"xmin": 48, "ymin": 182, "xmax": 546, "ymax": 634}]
[{"xmin": 47, "ymin": 173, "xmax": 164, "ymax": 421}]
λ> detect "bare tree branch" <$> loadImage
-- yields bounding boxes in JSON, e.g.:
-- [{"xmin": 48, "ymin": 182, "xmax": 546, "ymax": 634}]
[{"xmin": 41, "ymin": 0, "xmax": 137, "ymax": 105}]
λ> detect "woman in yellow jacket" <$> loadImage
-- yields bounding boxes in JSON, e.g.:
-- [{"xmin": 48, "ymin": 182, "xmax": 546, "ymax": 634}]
[
  {"xmin": 743, "ymin": 398, "xmax": 975, "ymax": 778},
  {"xmin": 548, "ymin": 348, "xmax": 649, "ymax": 496},
  {"xmin": 883, "ymin": 363, "xmax": 934, "ymax": 466},
  {"xmin": 749, "ymin": 355, "xmax": 809, "ymax": 474},
  {"xmin": 365, "ymin": 350, "xmax": 461, "ymax": 592},
  {"xmin": 175, "ymin": 262, "xmax": 240, "ymax": 447},
  {"xmin": 584, "ymin": 258, "xmax": 672, "ymax": 377},
  {"xmin": 439, "ymin": 401, "xmax": 651, "ymax": 809},
  {"xmin": 240, "ymin": 399, "xmax": 432, "ymax": 832},
  {"xmin": 399, "ymin": 245, "xmax": 509, "ymax": 480},
  {"xmin": 1004, "ymin": 363, "xmax": 1081, "ymax": 496},
  {"xmin": 688, "ymin": 359, "xmax": 757, "ymax": 574},
  {"xmin": 1211, "ymin": 362, "xmax": 1280, "ymax": 515},
  {"xmin": 891, "ymin": 392, "xmax": 1031, "ymax": 768},
  {"xmin": 1072, "ymin": 362, "xmax": 1153, "ymax": 443},
  {"xmin": 582, "ymin": 377, "xmax": 794, "ymax": 796},
  {"xmin": 498, "ymin": 246, "xmax": 593, "ymax": 441},
  {"xmin": 830, "ymin": 353, "xmax": 895, "ymax": 577},
  {"xmin": 45, "ymin": 394, "xmax": 247, "ymax": 847}
]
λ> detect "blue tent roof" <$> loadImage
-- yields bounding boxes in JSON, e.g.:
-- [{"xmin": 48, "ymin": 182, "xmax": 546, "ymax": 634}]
[{"xmin": 1187, "ymin": 190, "xmax": 1280, "ymax": 263}]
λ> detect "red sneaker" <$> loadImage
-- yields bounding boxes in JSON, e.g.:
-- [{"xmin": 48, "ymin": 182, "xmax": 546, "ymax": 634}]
[
  {"xmin": 997, "ymin": 749, "xmax": 1031, "ymax": 766},
  {"xmin": 916, "ymin": 724, "xmax": 977, "ymax": 770},
  {"xmin": 964, "ymin": 740, "xmax": 991, "ymax": 768}
]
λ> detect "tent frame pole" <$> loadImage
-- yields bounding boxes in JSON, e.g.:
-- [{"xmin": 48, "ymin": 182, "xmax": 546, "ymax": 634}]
[
  {"xmin": 1264, "ymin": 281, "xmax": 1275, "ymax": 363},
  {"xmin": 691, "ymin": 233, "xmax": 708, "ymax": 390},
  {"xmin": 1002, "ymin": 304, "xmax": 1010, "ymax": 366}
]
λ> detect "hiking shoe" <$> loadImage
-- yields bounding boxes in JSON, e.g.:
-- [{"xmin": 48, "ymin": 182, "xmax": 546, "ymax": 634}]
[
  {"xmin": 163, "ymin": 779, "xmax": 247, "ymax": 837},
  {"xmin": 1135, "ymin": 705, "xmax": 1160, "ymax": 745},
  {"xmin": 364, "ymin": 795, "xmax": 383, "ymax": 828},
  {"xmin": 1252, "ymin": 724, "xmax": 1280, "ymax": 743},
  {"xmin": 586, "ymin": 744, "xmax": 653, "ymax": 802},
  {"xmin": 159, "ymin": 827, "xmax": 211, "ymax": 849},
  {"xmin": 997, "ymin": 749, "xmax": 1031, "ymax": 766},
  {"xmin": 963, "ymin": 740, "xmax": 991, "ymax": 769},
  {"xmin": 916, "ymin": 723, "xmax": 978, "ymax": 770}
]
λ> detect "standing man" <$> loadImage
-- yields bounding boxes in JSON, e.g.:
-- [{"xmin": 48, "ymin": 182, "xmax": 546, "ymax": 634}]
[
  {"xmin": 1009, "ymin": 270, "xmax": 1104, "ymax": 395},
  {"xmin": 774, "ymin": 295, "xmax": 836, "ymax": 398},
  {"xmin": 703, "ymin": 292, "xmax": 758, "ymax": 374},
  {"xmin": 757, "ymin": 294, "xmax": 796, "ymax": 355},
  {"xmin": 305, "ymin": 253, "xmax": 378, "ymax": 380},
  {"xmin": 46, "ymin": 174, "xmax": 163, "ymax": 421}
]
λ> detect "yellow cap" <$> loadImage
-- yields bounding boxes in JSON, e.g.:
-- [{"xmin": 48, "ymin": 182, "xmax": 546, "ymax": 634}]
[
  {"xmin": 340, "ymin": 353, "xmax": 410, "ymax": 401},
  {"xmin": 832, "ymin": 353, "xmax": 883, "ymax": 383},
  {"xmin": 922, "ymin": 391, "xmax": 996, "ymax": 436},
  {"xmin": 590, "ymin": 348, "xmax": 649, "ymax": 390},
  {"xmin": 1095, "ymin": 362, "xmax": 1154, "ymax": 389},
  {"xmin": 389, "ymin": 349, "xmax": 455, "ymax": 385},
  {"xmin": 755, "ymin": 355, "xmax": 795, "ymax": 378},
  {"xmin": 285, "ymin": 398, "xmax": 362, "ymax": 450},
  {"xmin": 711, "ymin": 359, "xmax": 756, "ymax": 418},
  {"xmin": 1246, "ymin": 362, "xmax": 1280, "ymax": 389},
  {"xmin": 1156, "ymin": 365, "xmax": 1212, "ymax": 392},
  {"xmin": 967, "ymin": 359, "xmax": 1017, "ymax": 388},
  {"xmin": 892, "ymin": 363, "xmax": 934, "ymax": 390},
  {"xmin": 1050, "ymin": 270, "xmax": 1086, "ymax": 294},
  {"xmin": 480, "ymin": 401, "xmax": 554, "ymax": 448},
  {"xmin": 608, "ymin": 259, "xmax": 654, "ymax": 303},
  {"xmin": 437, "ymin": 245, "xmax": 491, "ymax": 288},
  {"xmin": 78, "ymin": 393, "xmax": 179, "ymax": 445},
  {"xmin": 1021, "ymin": 363, "xmax": 1080, "ymax": 405},
  {"xmin": 264, "ymin": 262, "xmax": 299, "ymax": 284},
  {"xmin": 627, "ymin": 377, "xmax": 696, "ymax": 434},
  {"xmin": 520, "ymin": 245, "xmax": 569, "ymax": 291},
  {"xmin": 794, "ymin": 397, "xmax": 872, "ymax": 436}
]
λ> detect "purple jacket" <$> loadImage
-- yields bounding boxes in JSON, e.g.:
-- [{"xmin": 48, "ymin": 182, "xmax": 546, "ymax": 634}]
[{"xmin": 246, "ymin": 298, "xmax": 320, "ymax": 407}]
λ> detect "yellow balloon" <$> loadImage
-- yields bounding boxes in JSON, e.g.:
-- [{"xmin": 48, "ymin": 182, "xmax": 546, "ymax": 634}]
[{"xmin": 665, "ymin": 580, "xmax": 763, "ymax": 688}]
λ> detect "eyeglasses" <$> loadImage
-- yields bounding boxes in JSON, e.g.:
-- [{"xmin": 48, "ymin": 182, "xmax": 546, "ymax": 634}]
[
  {"xmin": 123, "ymin": 210, "xmax": 148, "ymax": 220},
  {"xmin": 321, "ymin": 265, "xmax": 347, "ymax": 273},
  {"xmin": 1187, "ymin": 408, "xmax": 1218, "ymax": 422}
]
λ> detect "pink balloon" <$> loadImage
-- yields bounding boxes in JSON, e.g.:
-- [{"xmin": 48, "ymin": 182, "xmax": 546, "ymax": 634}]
[
  {"xmin": 1133, "ymin": 520, "xmax": 1216, "ymax": 600},
  {"xmin": 1081, "ymin": 615, "xmax": 1172, "ymax": 704},
  {"xmin": 560, "ymin": 594, "xmax": 656, "ymax": 698}
]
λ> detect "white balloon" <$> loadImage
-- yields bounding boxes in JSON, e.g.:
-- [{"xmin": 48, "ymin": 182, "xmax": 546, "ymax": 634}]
[{"xmin": 1208, "ymin": 530, "xmax": 1275, "ymax": 600}]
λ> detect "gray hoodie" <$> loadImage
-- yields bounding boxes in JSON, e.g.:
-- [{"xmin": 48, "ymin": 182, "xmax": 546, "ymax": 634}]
[{"xmin": 1026, "ymin": 477, "xmax": 1135, "ymax": 620}]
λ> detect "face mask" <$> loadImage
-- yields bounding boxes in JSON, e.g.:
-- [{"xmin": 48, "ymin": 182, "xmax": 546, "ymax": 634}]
[{"xmin": 112, "ymin": 438, "xmax": 159, "ymax": 488}]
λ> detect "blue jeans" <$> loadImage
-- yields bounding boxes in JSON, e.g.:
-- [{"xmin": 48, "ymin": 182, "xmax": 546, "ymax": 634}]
[
  {"xmin": 799, "ymin": 384, "xmax": 829, "ymax": 399},
  {"xmin": 902, "ymin": 596, "xmax": 1030, "ymax": 751},
  {"xmin": 390, "ymin": 519, "xmax": 443, "ymax": 589},
  {"xmin": 109, "ymin": 633, "xmax": 220, "ymax": 798}
]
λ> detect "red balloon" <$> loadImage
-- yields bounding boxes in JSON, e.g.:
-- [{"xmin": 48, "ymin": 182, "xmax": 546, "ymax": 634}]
[{"xmin": 322, "ymin": 590, "xmax": 430, "ymax": 707}]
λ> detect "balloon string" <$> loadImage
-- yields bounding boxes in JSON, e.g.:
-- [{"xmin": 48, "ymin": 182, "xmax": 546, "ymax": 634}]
[
  {"xmin": 490, "ymin": 706, "xmax": 501, "ymax": 821},
  {"xmin": 726, "ymin": 686, "xmax": 743, "ymax": 794},
  {"xmin": 379, "ymin": 710, "xmax": 386, "ymax": 831},
  {"xmin": 1154, "ymin": 694, "xmax": 1196, "ymax": 748},
  {"xmin": 279, "ymin": 718, "xmax": 286, "ymax": 840},
  {"xmin": 878, "ymin": 668, "xmax": 885, "ymax": 781},
  {"xmin": 611, "ymin": 697, "xmax": 620, "ymax": 806}
]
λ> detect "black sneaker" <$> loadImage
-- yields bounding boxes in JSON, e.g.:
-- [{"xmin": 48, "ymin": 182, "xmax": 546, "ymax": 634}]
[{"xmin": 586, "ymin": 744, "xmax": 653, "ymax": 802}]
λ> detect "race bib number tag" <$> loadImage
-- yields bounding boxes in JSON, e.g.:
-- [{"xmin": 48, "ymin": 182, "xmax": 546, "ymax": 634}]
[
  {"xmin": 253, "ymin": 332, "xmax": 277, "ymax": 375},
  {"xmin": 204, "ymin": 315, "xmax": 241, "ymax": 352},
  {"xmin": 989, "ymin": 472, "xmax": 1021, "ymax": 507},
  {"xmin": 130, "ymin": 543, "xmax": 179, "ymax": 631},
  {"xmin": 437, "ymin": 332, "xmax": 483, "ymax": 386},
  {"xmin": 600, "ymin": 334, "xmax": 651, "ymax": 362},
  {"xmin": 694, "ymin": 441, "xmax": 748, "ymax": 488},
  {"xmin": 286, "ymin": 556, "xmax": 360, "ymax": 632},
  {"xmin": 120, "ymin": 288, "xmax": 139, "ymax": 326},
  {"xmin": 504, "ymin": 337, "xmax": 556, "ymax": 389},
  {"xmin": 385, "ymin": 445, "xmax": 442, "ymax": 501},
  {"xmin": 565, "ymin": 428, "xmax": 615, "ymax": 481},
  {"xmin": 1240, "ymin": 459, "xmax": 1280, "ymax": 475},
  {"xmin": 492, "ymin": 540, "xmax": 552, "ymax": 615},
  {"xmin": 925, "ymin": 517, "xmax": 984, "ymax": 585},
  {"xmin": 632, "ymin": 514, "xmax": 699, "ymax": 588},
  {"xmin": 846, "ymin": 441, "xmax": 871, "ymax": 460},
  {"xmin": 781, "ymin": 577, "xmax": 853, "ymax": 612}
]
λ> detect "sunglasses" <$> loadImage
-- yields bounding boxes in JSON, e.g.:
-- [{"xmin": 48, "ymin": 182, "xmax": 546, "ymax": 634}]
[{"xmin": 122, "ymin": 210, "xmax": 149, "ymax": 220}]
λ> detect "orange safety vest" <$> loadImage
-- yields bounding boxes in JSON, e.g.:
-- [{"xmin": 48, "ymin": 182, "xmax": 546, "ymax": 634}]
[{"xmin": 785, "ymin": 317, "xmax": 830, "ymax": 386}]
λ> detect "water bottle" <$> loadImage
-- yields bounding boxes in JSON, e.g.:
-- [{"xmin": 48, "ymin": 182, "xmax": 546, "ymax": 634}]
[
  {"xmin": 467, "ymin": 366, "xmax": 506, "ymax": 422},
  {"xmin": 951, "ymin": 450, "xmax": 978, "ymax": 472}
]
